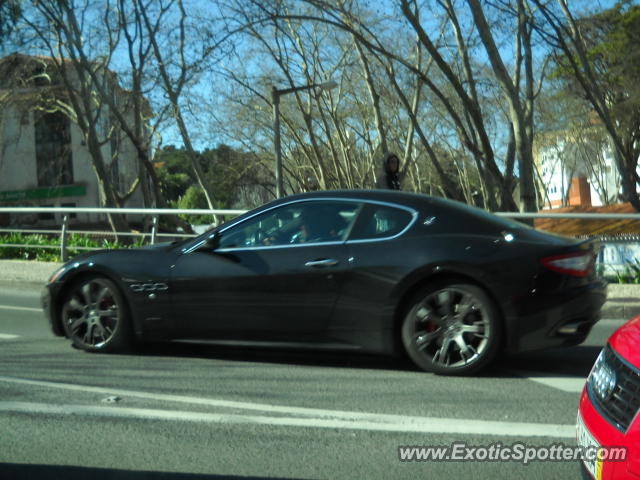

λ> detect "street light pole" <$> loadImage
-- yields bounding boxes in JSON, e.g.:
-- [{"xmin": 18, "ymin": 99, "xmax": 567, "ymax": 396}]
[
  {"xmin": 271, "ymin": 86, "xmax": 283, "ymax": 198},
  {"xmin": 272, "ymin": 80, "xmax": 338, "ymax": 198}
]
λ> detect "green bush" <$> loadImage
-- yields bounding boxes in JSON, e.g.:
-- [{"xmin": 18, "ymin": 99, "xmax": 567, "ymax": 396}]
[
  {"xmin": 0, "ymin": 232, "xmax": 149, "ymax": 262},
  {"xmin": 0, "ymin": 232, "xmax": 59, "ymax": 261},
  {"xmin": 615, "ymin": 259, "xmax": 640, "ymax": 284},
  {"xmin": 177, "ymin": 186, "xmax": 217, "ymax": 225}
]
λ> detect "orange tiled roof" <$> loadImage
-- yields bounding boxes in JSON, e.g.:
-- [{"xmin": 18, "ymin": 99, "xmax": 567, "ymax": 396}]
[{"xmin": 534, "ymin": 203, "xmax": 640, "ymax": 237}]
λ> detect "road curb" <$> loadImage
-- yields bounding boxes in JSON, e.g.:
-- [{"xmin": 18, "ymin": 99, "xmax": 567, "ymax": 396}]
[
  {"xmin": 600, "ymin": 283, "xmax": 640, "ymax": 320},
  {"xmin": 600, "ymin": 304, "xmax": 640, "ymax": 319},
  {"xmin": 0, "ymin": 260, "xmax": 62, "ymax": 286}
]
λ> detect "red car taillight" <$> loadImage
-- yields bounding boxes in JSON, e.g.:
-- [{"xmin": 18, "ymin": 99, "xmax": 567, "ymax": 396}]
[{"xmin": 542, "ymin": 251, "xmax": 595, "ymax": 277}]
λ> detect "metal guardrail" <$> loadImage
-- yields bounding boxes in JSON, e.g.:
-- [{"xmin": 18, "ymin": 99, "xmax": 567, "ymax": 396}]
[
  {"xmin": 0, "ymin": 206, "xmax": 247, "ymax": 261},
  {"xmin": 496, "ymin": 211, "xmax": 640, "ymax": 237},
  {"xmin": 0, "ymin": 206, "xmax": 639, "ymax": 264},
  {"xmin": 4, "ymin": 206, "xmax": 639, "ymax": 219},
  {"xmin": 496, "ymin": 212, "xmax": 640, "ymax": 220}
]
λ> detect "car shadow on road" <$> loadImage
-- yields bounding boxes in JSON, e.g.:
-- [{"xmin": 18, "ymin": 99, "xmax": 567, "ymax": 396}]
[
  {"xmin": 131, "ymin": 340, "xmax": 603, "ymax": 379},
  {"xmin": 134, "ymin": 340, "xmax": 415, "ymax": 373},
  {"xmin": 0, "ymin": 463, "xmax": 307, "ymax": 480},
  {"xmin": 491, "ymin": 345, "xmax": 603, "ymax": 378}
]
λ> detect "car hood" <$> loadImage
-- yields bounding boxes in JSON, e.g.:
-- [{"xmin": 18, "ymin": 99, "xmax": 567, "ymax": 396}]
[
  {"xmin": 137, "ymin": 241, "xmax": 178, "ymax": 251},
  {"xmin": 65, "ymin": 242, "xmax": 176, "ymax": 262},
  {"xmin": 59, "ymin": 243, "xmax": 177, "ymax": 275},
  {"xmin": 608, "ymin": 315, "xmax": 640, "ymax": 368}
]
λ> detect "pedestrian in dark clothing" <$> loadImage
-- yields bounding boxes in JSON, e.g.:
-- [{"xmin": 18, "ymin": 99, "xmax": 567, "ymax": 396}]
[{"xmin": 376, "ymin": 152, "xmax": 401, "ymax": 190}]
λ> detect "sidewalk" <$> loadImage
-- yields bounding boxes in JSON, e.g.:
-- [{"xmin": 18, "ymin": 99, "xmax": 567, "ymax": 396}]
[
  {"xmin": 0, "ymin": 260, "xmax": 63, "ymax": 287},
  {"xmin": 599, "ymin": 283, "xmax": 640, "ymax": 319},
  {"xmin": 0, "ymin": 259, "xmax": 638, "ymax": 319}
]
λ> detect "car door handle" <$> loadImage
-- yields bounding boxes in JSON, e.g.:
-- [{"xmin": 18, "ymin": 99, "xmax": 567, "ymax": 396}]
[{"xmin": 304, "ymin": 259, "xmax": 339, "ymax": 268}]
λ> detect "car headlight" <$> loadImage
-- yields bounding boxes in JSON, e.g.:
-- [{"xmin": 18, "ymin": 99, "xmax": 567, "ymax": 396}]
[{"xmin": 588, "ymin": 349, "xmax": 617, "ymax": 403}]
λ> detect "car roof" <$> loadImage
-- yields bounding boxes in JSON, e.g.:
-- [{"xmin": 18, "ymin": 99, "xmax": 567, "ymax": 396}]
[
  {"xmin": 275, "ymin": 190, "xmax": 538, "ymax": 235},
  {"xmin": 277, "ymin": 189, "xmax": 435, "ymax": 210}
]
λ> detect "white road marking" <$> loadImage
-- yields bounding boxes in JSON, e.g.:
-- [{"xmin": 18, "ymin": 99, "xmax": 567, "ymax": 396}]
[
  {"xmin": 0, "ymin": 334, "xmax": 19, "ymax": 339},
  {"xmin": 507, "ymin": 369, "xmax": 587, "ymax": 393},
  {"xmin": 0, "ymin": 304, "xmax": 41, "ymax": 313},
  {"xmin": 0, "ymin": 377, "xmax": 574, "ymax": 438},
  {"xmin": 524, "ymin": 375, "xmax": 587, "ymax": 393}
]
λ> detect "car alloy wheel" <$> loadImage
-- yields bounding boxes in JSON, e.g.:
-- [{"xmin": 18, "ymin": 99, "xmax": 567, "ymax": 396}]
[
  {"xmin": 61, "ymin": 276, "xmax": 130, "ymax": 352},
  {"xmin": 401, "ymin": 282, "xmax": 501, "ymax": 375}
]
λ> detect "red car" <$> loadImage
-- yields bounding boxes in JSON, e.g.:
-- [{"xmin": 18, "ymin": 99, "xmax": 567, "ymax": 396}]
[{"xmin": 578, "ymin": 316, "xmax": 640, "ymax": 479}]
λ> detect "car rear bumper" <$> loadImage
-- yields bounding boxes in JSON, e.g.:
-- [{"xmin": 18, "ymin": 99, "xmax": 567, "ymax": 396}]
[{"xmin": 505, "ymin": 279, "xmax": 607, "ymax": 354}]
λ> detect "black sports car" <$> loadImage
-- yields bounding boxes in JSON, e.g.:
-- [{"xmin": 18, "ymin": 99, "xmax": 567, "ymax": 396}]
[{"xmin": 42, "ymin": 190, "xmax": 607, "ymax": 375}]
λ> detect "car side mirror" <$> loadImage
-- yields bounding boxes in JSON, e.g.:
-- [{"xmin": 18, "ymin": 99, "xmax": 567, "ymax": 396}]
[{"xmin": 196, "ymin": 232, "xmax": 220, "ymax": 252}]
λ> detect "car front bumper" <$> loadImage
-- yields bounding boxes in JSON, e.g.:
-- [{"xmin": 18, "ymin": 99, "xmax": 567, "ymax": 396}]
[{"xmin": 578, "ymin": 388, "xmax": 640, "ymax": 480}]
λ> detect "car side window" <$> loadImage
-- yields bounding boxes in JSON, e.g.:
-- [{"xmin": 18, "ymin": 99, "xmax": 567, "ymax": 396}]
[
  {"xmin": 348, "ymin": 204, "xmax": 413, "ymax": 241},
  {"xmin": 218, "ymin": 201, "xmax": 361, "ymax": 249}
]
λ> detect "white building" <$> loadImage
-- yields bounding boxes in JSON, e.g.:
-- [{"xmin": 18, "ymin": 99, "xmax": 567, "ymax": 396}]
[
  {"xmin": 536, "ymin": 131, "xmax": 622, "ymax": 209},
  {"xmin": 535, "ymin": 127, "xmax": 640, "ymax": 277},
  {"xmin": 0, "ymin": 53, "xmax": 146, "ymax": 226}
]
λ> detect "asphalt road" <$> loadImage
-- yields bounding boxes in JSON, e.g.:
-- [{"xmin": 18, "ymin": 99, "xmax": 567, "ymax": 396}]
[{"xmin": 0, "ymin": 285, "xmax": 621, "ymax": 479}]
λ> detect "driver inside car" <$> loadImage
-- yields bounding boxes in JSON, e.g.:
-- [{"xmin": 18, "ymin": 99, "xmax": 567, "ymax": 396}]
[{"xmin": 289, "ymin": 209, "xmax": 345, "ymax": 244}]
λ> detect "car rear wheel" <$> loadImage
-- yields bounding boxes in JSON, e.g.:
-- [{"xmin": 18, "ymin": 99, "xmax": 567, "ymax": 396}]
[
  {"xmin": 60, "ymin": 276, "xmax": 131, "ymax": 353},
  {"xmin": 401, "ymin": 282, "xmax": 501, "ymax": 375}
]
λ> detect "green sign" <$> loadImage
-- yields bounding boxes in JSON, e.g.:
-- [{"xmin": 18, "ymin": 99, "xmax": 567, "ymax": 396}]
[{"xmin": 0, "ymin": 184, "xmax": 87, "ymax": 202}]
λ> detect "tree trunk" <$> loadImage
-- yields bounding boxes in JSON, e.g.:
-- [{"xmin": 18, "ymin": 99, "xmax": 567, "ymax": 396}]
[{"xmin": 466, "ymin": 0, "xmax": 538, "ymax": 211}]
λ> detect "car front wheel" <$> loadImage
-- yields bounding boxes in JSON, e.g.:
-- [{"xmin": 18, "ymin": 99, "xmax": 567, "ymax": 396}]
[
  {"xmin": 60, "ymin": 276, "xmax": 131, "ymax": 352},
  {"xmin": 401, "ymin": 282, "xmax": 501, "ymax": 375}
]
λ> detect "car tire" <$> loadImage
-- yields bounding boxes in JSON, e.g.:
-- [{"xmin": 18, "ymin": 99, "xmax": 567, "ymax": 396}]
[
  {"xmin": 401, "ymin": 282, "xmax": 502, "ymax": 375},
  {"xmin": 60, "ymin": 276, "xmax": 132, "ymax": 353}
]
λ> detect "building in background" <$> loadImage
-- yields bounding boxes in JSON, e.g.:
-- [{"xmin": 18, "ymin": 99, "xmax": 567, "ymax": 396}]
[
  {"xmin": 533, "ymin": 118, "xmax": 640, "ymax": 276},
  {"xmin": 0, "ymin": 53, "xmax": 147, "ymax": 226},
  {"xmin": 535, "ymin": 203, "xmax": 640, "ymax": 277},
  {"xmin": 535, "ymin": 128, "xmax": 621, "ymax": 210}
]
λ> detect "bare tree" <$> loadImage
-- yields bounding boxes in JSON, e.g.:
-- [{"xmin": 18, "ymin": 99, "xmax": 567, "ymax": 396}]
[
  {"xmin": 21, "ymin": 0, "xmax": 239, "ymax": 231},
  {"xmin": 240, "ymin": 0, "xmax": 523, "ymax": 209},
  {"xmin": 134, "ymin": 0, "xmax": 224, "ymax": 217},
  {"xmin": 532, "ymin": 0, "xmax": 640, "ymax": 210},
  {"xmin": 100, "ymin": 0, "xmax": 194, "ymax": 231},
  {"xmin": 216, "ymin": 0, "xmax": 508, "ymax": 205},
  {"xmin": 0, "ymin": 0, "xmax": 20, "ymax": 50},
  {"xmin": 23, "ymin": 1, "xmax": 136, "ymax": 237},
  {"xmin": 461, "ymin": 0, "xmax": 543, "ymax": 211}
]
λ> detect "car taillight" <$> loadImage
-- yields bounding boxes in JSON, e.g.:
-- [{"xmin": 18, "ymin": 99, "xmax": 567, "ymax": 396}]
[{"xmin": 542, "ymin": 251, "xmax": 594, "ymax": 277}]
